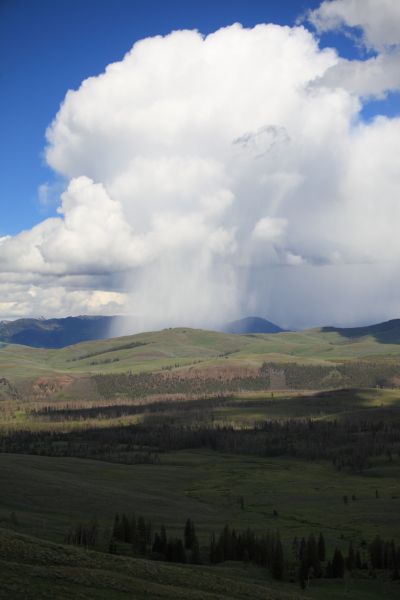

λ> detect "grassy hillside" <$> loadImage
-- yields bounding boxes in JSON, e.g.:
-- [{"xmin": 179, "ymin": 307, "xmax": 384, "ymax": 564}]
[
  {"xmin": 3, "ymin": 325, "xmax": 400, "ymax": 382},
  {"xmin": 1, "ymin": 527, "xmax": 398, "ymax": 600},
  {"xmin": 1, "ymin": 449, "xmax": 399, "ymax": 600},
  {"xmin": 0, "ymin": 527, "xmax": 300, "ymax": 600},
  {"xmin": 1, "ymin": 449, "xmax": 399, "ymax": 548}
]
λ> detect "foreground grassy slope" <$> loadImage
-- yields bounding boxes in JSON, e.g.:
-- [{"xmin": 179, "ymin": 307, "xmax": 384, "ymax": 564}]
[
  {"xmin": 1, "ymin": 450, "xmax": 399, "ymax": 546},
  {"xmin": 0, "ymin": 527, "xmax": 299, "ymax": 600},
  {"xmin": 1, "ymin": 450, "xmax": 399, "ymax": 600},
  {"xmin": 2, "ymin": 528, "xmax": 398, "ymax": 600},
  {"xmin": 3, "ymin": 325, "xmax": 400, "ymax": 381},
  {"xmin": 2, "ymin": 527, "xmax": 398, "ymax": 600}
]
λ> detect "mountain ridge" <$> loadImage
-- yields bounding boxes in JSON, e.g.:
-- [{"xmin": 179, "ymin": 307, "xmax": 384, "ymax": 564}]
[
  {"xmin": 0, "ymin": 315, "xmax": 116, "ymax": 348},
  {"xmin": 321, "ymin": 318, "xmax": 400, "ymax": 344},
  {"xmin": 1, "ymin": 314, "xmax": 400, "ymax": 349},
  {"xmin": 222, "ymin": 316, "xmax": 285, "ymax": 334}
]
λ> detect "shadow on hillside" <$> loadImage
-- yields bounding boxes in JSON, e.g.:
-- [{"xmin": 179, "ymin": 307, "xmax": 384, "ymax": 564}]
[
  {"xmin": 322, "ymin": 319, "xmax": 400, "ymax": 344},
  {"xmin": 259, "ymin": 388, "xmax": 400, "ymax": 422}
]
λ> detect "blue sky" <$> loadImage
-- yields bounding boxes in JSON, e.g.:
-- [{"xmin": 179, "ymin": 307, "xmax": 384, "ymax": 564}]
[{"xmin": 0, "ymin": 0, "xmax": 373, "ymax": 236}]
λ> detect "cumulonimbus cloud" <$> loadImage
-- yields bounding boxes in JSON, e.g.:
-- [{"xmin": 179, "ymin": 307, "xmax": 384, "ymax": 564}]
[{"xmin": 2, "ymin": 7, "xmax": 400, "ymax": 329}]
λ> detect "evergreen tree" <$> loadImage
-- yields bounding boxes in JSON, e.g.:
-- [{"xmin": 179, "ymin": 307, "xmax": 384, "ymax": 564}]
[
  {"xmin": 325, "ymin": 560, "xmax": 333, "ymax": 578},
  {"xmin": 122, "ymin": 514, "xmax": 131, "ymax": 542},
  {"xmin": 10, "ymin": 512, "xmax": 18, "ymax": 526},
  {"xmin": 306, "ymin": 534, "xmax": 321, "ymax": 577},
  {"xmin": 131, "ymin": 514, "xmax": 138, "ymax": 552},
  {"xmin": 152, "ymin": 532, "xmax": 162, "ymax": 554},
  {"xmin": 137, "ymin": 516, "xmax": 147, "ymax": 555},
  {"xmin": 209, "ymin": 534, "xmax": 217, "ymax": 564},
  {"xmin": 184, "ymin": 518, "xmax": 196, "ymax": 550},
  {"xmin": 318, "ymin": 532, "xmax": 326, "ymax": 562},
  {"xmin": 166, "ymin": 538, "xmax": 187, "ymax": 563},
  {"xmin": 191, "ymin": 538, "xmax": 201, "ymax": 564},
  {"xmin": 160, "ymin": 524, "xmax": 167, "ymax": 555},
  {"xmin": 298, "ymin": 537, "xmax": 306, "ymax": 561},
  {"xmin": 271, "ymin": 536, "xmax": 284, "ymax": 580},
  {"xmin": 145, "ymin": 519, "xmax": 152, "ymax": 545},
  {"xmin": 292, "ymin": 536, "xmax": 299, "ymax": 558},
  {"xmin": 176, "ymin": 539, "xmax": 186, "ymax": 563},
  {"xmin": 346, "ymin": 541, "xmax": 355, "ymax": 571},
  {"xmin": 370, "ymin": 536, "xmax": 383, "ymax": 569},
  {"xmin": 332, "ymin": 548, "xmax": 345, "ymax": 578},
  {"xmin": 298, "ymin": 558, "xmax": 308, "ymax": 587},
  {"xmin": 113, "ymin": 514, "xmax": 122, "ymax": 540}
]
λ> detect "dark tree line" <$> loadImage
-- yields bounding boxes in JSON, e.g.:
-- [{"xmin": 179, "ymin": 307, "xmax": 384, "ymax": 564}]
[
  {"xmin": 260, "ymin": 361, "xmax": 400, "ymax": 390},
  {"xmin": 67, "ymin": 341, "xmax": 147, "ymax": 362},
  {"xmin": 65, "ymin": 512, "xmax": 400, "ymax": 585},
  {"xmin": 92, "ymin": 360, "xmax": 400, "ymax": 400},
  {"xmin": 110, "ymin": 513, "xmax": 199, "ymax": 565},
  {"xmin": 30, "ymin": 395, "xmax": 231, "ymax": 422},
  {"xmin": 2, "ymin": 416, "xmax": 400, "ymax": 472},
  {"xmin": 295, "ymin": 533, "xmax": 347, "ymax": 584},
  {"xmin": 369, "ymin": 535, "xmax": 400, "ymax": 572},
  {"xmin": 65, "ymin": 519, "xmax": 98, "ymax": 547},
  {"xmin": 209, "ymin": 525, "xmax": 285, "ymax": 579},
  {"xmin": 94, "ymin": 370, "xmax": 272, "ymax": 399}
]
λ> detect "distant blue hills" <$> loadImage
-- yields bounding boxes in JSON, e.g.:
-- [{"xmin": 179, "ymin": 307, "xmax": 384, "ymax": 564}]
[
  {"xmin": 222, "ymin": 316, "xmax": 285, "ymax": 334},
  {"xmin": 1, "ymin": 315, "xmax": 399, "ymax": 349},
  {"xmin": 0, "ymin": 315, "xmax": 285, "ymax": 348},
  {"xmin": 0, "ymin": 316, "xmax": 115, "ymax": 349}
]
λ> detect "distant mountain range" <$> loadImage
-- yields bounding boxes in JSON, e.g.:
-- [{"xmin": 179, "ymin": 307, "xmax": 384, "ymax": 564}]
[
  {"xmin": 1, "ymin": 315, "xmax": 400, "ymax": 348},
  {"xmin": 0, "ymin": 315, "xmax": 284, "ymax": 348},
  {"xmin": 222, "ymin": 316, "xmax": 285, "ymax": 334},
  {"xmin": 0, "ymin": 316, "xmax": 116, "ymax": 348}
]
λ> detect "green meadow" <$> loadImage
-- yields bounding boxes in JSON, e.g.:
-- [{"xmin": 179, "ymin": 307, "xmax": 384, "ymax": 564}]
[{"xmin": 1, "ymin": 450, "xmax": 399, "ymax": 546}]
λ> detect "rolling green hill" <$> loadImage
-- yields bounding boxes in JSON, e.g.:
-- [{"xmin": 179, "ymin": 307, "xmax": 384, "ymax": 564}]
[{"xmin": 3, "ymin": 323, "xmax": 400, "ymax": 383}]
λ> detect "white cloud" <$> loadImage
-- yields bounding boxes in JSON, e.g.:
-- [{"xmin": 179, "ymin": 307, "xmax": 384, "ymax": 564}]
[
  {"xmin": 308, "ymin": 0, "xmax": 400, "ymax": 51},
  {"xmin": 0, "ymin": 281, "xmax": 126, "ymax": 321},
  {"xmin": 252, "ymin": 217, "xmax": 287, "ymax": 242},
  {"xmin": 2, "ymin": 16, "xmax": 400, "ymax": 327},
  {"xmin": 308, "ymin": 1, "xmax": 400, "ymax": 98},
  {"xmin": 316, "ymin": 51, "xmax": 400, "ymax": 98}
]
